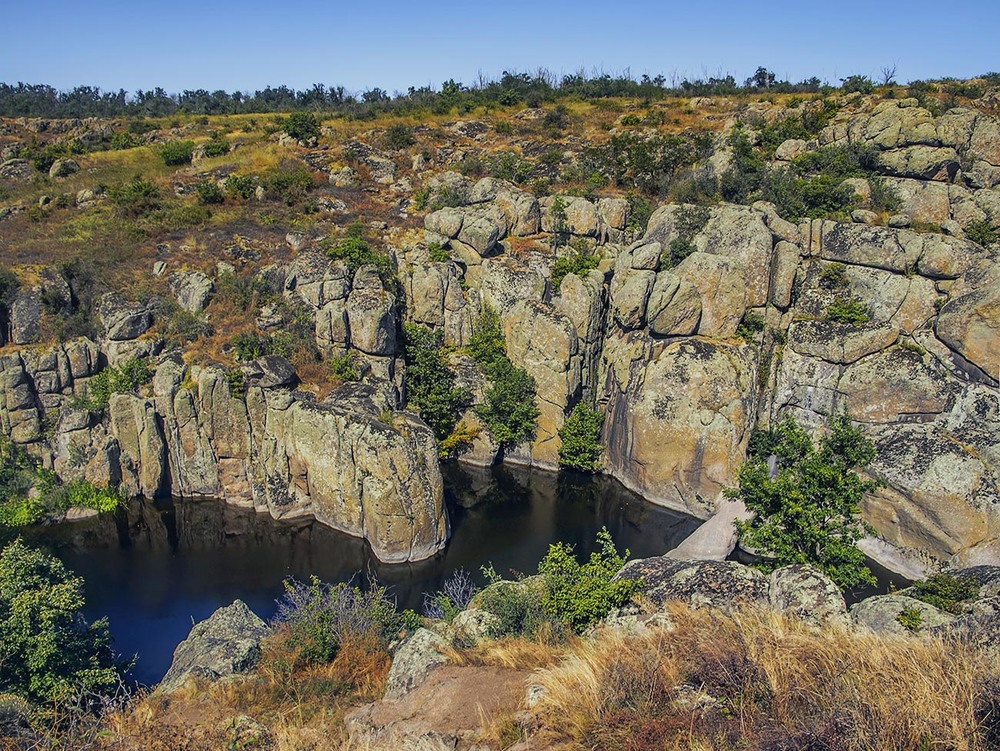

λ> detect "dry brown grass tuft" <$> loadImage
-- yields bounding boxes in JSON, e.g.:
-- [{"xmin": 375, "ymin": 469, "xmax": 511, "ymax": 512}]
[
  {"xmin": 93, "ymin": 630, "xmax": 390, "ymax": 751},
  {"xmin": 445, "ymin": 633, "xmax": 568, "ymax": 671},
  {"xmin": 531, "ymin": 604, "xmax": 998, "ymax": 751}
]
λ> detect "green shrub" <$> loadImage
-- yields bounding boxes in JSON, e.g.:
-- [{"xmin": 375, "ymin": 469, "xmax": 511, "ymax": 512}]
[
  {"xmin": 110, "ymin": 131, "xmax": 141, "ymax": 150},
  {"xmin": 549, "ymin": 196, "xmax": 571, "ymax": 249},
  {"xmin": 108, "ymin": 175, "xmax": 160, "ymax": 217},
  {"xmin": 558, "ymin": 402, "xmax": 604, "ymax": 472},
  {"xmin": 163, "ymin": 306, "xmax": 212, "ymax": 343},
  {"xmin": 202, "ymin": 134, "xmax": 230, "ymax": 158},
  {"xmin": 403, "ymin": 324, "xmax": 470, "ymax": 445},
  {"xmin": 47, "ymin": 479, "xmax": 124, "ymax": 515},
  {"xmin": 328, "ymin": 351, "xmax": 360, "ymax": 382},
  {"xmin": 490, "ymin": 152, "xmax": 534, "ymax": 184},
  {"xmin": 966, "ymin": 216, "xmax": 999, "ymax": 248},
  {"xmin": 896, "ymin": 606, "xmax": 923, "ymax": 632},
  {"xmin": 539, "ymin": 528, "xmax": 641, "ymax": 634},
  {"xmin": 195, "ymin": 179, "xmax": 225, "ymax": 205},
  {"xmin": 225, "ymin": 174, "xmax": 256, "ymax": 200},
  {"xmin": 841, "ymin": 75, "xmax": 875, "ymax": 94},
  {"xmin": 731, "ymin": 414, "xmax": 880, "ymax": 589},
  {"xmin": 551, "ymin": 250, "xmax": 599, "ymax": 290},
  {"xmin": 230, "ymin": 332, "xmax": 291, "ymax": 361},
  {"xmin": 0, "ymin": 539, "xmax": 127, "ymax": 703},
  {"xmin": 383, "ymin": 123, "xmax": 415, "ymax": 150},
  {"xmin": 82, "ymin": 357, "xmax": 152, "ymax": 411},
  {"xmin": 225, "ymin": 368, "xmax": 246, "ymax": 399},
  {"xmin": 0, "ymin": 267, "xmax": 19, "ymax": 308},
  {"xmin": 272, "ymin": 576, "xmax": 415, "ymax": 666},
  {"xmin": 284, "ymin": 112, "xmax": 320, "ymax": 142},
  {"xmin": 477, "ymin": 569, "xmax": 551, "ymax": 640},
  {"xmin": 826, "ymin": 297, "xmax": 870, "ymax": 325},
  {"xmin": 159, "ymin": 139, "xmax": 195, "ymax": 166},
  {"xmin": 263, "ymin": 160, "xmax": 315, "ymax": 205},
  {"xmin": 736, "ymin": 311, "xmax": 766, "ymax": 341},
  {"xmin": 468, "ymin": 308, "xmax": 538, "ymax": 448},
  {"xmin": 819, "ymin": 263, "xmax": 849, "ymax": 289},
  {"xmin": 216, "ymin": 271, "xmax": 276, "ymax": 312},
  {"xmin": 427, "ymin": 241, "xmax": 451, "ymax": 262},
  {"xmin": 909, "ymin": 574, "xmax": 979, "ymax": 614},
  {"xmin": 322, "ymin": 222, "xmax": 395, "ymax": 284}
]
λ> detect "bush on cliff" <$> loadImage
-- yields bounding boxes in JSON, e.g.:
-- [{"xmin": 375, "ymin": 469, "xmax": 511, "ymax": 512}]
[
  {"xmin": 730, "ymin": 413, "xmax": 880, "ymax": 589},
  {"xmin": 468, "ymin": 307, "xmax": 539, "ymax": 449},
  {"xmin": 403, "ymin": 323, "xmax": 470, "ymax": 447},
  {"xmin": 558, "ymin": 402, "xmax": 604, "ymax": 472},
  {"xmin": 0, "ymin": 539, "xmax": 126, "ymax": 705}
]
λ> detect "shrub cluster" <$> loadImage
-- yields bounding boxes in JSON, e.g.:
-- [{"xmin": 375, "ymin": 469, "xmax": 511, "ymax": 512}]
[
  {"xmin": 79, "ymin": 357, "xmax": 152, "ymax": 411},
  {"xmin": 908, "ymin": 574, "xmax": 979, "ymax": 614},
  {"xmin": 158, "ymin": 139, "xmax": 194, "ymax": 166},
  {"xmin": 322, "ymin": 222, "xmax": 396, "ymax": 285},
  {"xmin": 272, "ymin": 576, "xmax": 417, "ymax": 666},
  {"xmin": 467, "ymin": 307, "xmax": 538, "ymax": 449},
  {"xmin": 403, "ymin": 323, "xmax": 470, "ymax": 447},
  {"xmin": 550, "ymin": 250, "xmax": 599, "ymax": 290},
  {"xmin": 557, "ymin": 402, "xmax": 604, "ymax": 472}
]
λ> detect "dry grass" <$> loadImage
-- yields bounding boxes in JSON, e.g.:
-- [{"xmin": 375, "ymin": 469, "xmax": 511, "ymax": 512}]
[
  {"xmin": 530, "ymin": 604, "xmax": 998, "ymax": 751},
  {"xmin": 444, "ymin": 633, "xmax": 568, "ymax": 671},
  {"xmin": 94, "ymin": 630, "xmax": 390, "ymax": 751}
]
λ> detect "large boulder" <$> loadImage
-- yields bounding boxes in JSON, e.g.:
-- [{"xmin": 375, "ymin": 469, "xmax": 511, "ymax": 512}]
[
  {"xmin": 768, "ymin": 565, "xmax": 848, "ymax": 626},
  {"xmin": 850, "ymin": 594, "xmax": 955, "ymax": 635},
  {"xmin": 157, "ymin": 600, "xmax": 269, "ymax": 694},
  {"xmin": 382, "ymin": 628, "xmax": 449, "ymax": 700},
  {"xmin": 169, "ymin": 270, "xmax": 214, "ymax": 313},
  {"xmin": 98, "ymin": 293, "xmax": 152, "ymax": 341},
  {"xmin": 616, "ymin": 557, "xmax": 769, "ymax": 610}
]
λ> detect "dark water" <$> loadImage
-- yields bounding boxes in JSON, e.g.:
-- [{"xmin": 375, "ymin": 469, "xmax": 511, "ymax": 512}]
[{"xmin": 35, "ymin": 462, "xmax": 701, "ymax": 686}]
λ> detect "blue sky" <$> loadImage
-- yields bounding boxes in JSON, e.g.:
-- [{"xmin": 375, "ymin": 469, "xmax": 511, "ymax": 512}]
[{"xmin": 2, "ymin": 0, "xmax": 997, "ymax": 95}]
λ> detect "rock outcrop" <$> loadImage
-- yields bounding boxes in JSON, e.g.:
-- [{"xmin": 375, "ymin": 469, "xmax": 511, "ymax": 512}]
[{"xmin": 158, "ymin": 600, "xmax": 269, "ymax": 694}]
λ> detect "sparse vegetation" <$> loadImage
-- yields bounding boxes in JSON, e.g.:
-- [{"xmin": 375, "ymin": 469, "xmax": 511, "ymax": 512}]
[
  {"xmin": 908, "ymin": 573, "xmax": 979, "ymax": 614},
  {"xmin": 78, "ymin": 357, "xmax": 152, "ymax": 411},
  {"xmin": 550, "ymin": 249, "xmax": 599, "ymax": 289},
  {"xmin": 826, "ymin": 296, "xmax": 870, "ymax": 325},
  {"xmin": 322, "ymin": 222, "xmax": 395, "ymax": 284}
]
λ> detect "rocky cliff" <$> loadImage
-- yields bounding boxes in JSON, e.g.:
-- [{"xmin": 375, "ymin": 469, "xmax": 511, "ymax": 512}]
[{"xmin": 1, "ymin": 91, "xmax": 998, "ymax": 571}]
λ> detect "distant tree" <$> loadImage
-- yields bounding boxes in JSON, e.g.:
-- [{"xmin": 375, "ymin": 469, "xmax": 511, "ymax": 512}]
[
  {"xmin": 748, "ymin": 67, "xmax": 776, "ymax": 90},
  {"xmin": 729, "ymin": 414, "xmax": 880, "ymax": 589},
  {"xmin": 284, "ymin": 111, "xmax": 320, "ymax": 142}
]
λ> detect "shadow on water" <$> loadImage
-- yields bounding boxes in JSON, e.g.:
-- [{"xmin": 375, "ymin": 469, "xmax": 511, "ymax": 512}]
[{"xmin": 33, "ymin": 462, "xmax": 700, "ymax": 686}]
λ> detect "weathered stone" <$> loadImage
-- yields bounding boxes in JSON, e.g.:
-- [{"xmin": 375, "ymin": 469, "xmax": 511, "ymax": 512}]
[
  {"xmin": 241, "ymin": 355, "xmax": 297, "ymax": 389},
  {"xmin": 383, "ymin": 628, "xmax": 449, "ymax": 700},
  {"xmin": 768, "ymin": 565, "xmax": 847, "ymax": 626},
  {"xmin": 98, "ymin": 293, "xmax": 152, "ymax": 341},
  {"xmin": 617, "ymin": 557, "xmax": 768, "ymax": 610},
  {"xmin": 169, "ymin": 270, "xmax": 214, "ymax": 313},
  {"xmin": 850, "ymin": 594, "xmax": 954, "ymax": 635},
  {"xmin": 158, "ymin": 600, "xmax": 269, "ymax": 694},
  {"xmin": 48, "ymin": 158, "xmax": 79, "ymax": 179}
]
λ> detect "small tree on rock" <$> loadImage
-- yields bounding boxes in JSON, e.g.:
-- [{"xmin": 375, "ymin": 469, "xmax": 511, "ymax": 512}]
[{"xmin": 729, "ymin": 413, "xmax": 880, "ymax": 589}]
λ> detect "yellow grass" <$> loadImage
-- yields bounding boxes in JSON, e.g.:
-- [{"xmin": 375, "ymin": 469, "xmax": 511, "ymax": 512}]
[{"xmin": 529, "ymin": 604, "xmax": 997, "ymax": 751}]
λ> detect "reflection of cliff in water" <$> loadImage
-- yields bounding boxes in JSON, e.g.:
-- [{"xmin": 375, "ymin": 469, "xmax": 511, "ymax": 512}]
[{"xmin": 37, "ymin": 462, "xmax": 699, "ymax": 686}]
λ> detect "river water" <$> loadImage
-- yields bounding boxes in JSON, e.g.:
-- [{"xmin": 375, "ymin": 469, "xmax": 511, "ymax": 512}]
[{"xmin": 35, "ymin": 463, "xmax": 701, "ymax": 686}]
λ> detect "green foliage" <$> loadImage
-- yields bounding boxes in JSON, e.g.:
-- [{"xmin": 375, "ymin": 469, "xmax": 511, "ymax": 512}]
[
  {"xmin": 476, "ymin": 571, "xmax": 551, "ymax": 640},
  {"xmin": 558, "ymin": 403, "xmax": 604, "ymax": 472},
  {"xmin": 273, "ymin": 576, "xmax": 412, "ymax": 665},
  {"xmin": 195, "ymin": 179, "xmax": 225, "ymax": 205},
  {"xmin": 549, "ymin": 196, "xmax": 571, "ymax": 249},
  {"xmin": 468, "ymin": 308, "xmax": 538, "ymax": 448},
  {"xmin": 966, "ymin": 216, "xmax": 999, "ymax": 248},
  {"xmin": 81, "ymin": 357, "xmax": 151, "ymax": 411},
  {"xmin": 322, "ymin": 222, "xmax": 396, "ymax": 285},
  {"xmin": 581, "ymin": 131, "xmax": 714, "ymax": 196},
  {"xmin": 225, "ymin": 368, "xmax": 246, "ymax": 399},
  {"xmin": 490, "ymin": 151, "xmax": 535, "ymax": 184},
  {"xmin": 0, "ymin": 266, "xmax": 20, "ymax": 308},
  {"xmin": 216, "ymin": 271, "xmax": 276, "ymax": 312},
  {"xmin": 383, "ymin": 123, "xmax": 415, "ymax": 150},
  {"xmin": 756, "ymin": 100, "xmax": 839, "ymax": 155},
  {"xmin": 551, "ymin": 250, "xmax": 599, "ymax": 290},
  {"xmin": 662, "ymin": 205, "xmax": 710, "ymax": 267},
  {"xmin": 826, "ymin": 297, "xmax": 870, "ymax": 325},
  {"xmin": 841, "ymin": 75, "xmax": 875, "ymax": 94},
  {"xmin": 736, "ymin": 311, "xmax": 766, "ymax": 341},
  {"xmin": 158, "ymin": 139, "xmax": 195, "ymax": 166},
  {"xmin": 262, "ymin": 160, "xmax": 315, "ymax": 205},
  {"xmin": 230, "ymin": 332, "xmax": 291, "ymax": 361},
  {"xmin": 225, "ymin": 174, "xmax": 256, "ymax": 200},
  {"xmin": 110, "ymin": 131, "xmax": 141, "ymax": 150},
  {"xmin": 162, "ymin": 306, "xmax": 212, "ymax": 344},
  {"xmin": 427, "ymin": 241, "xmax": 451, "ymax": 263},
  {"xmin": 328, "ymin": 351, "xmax": 360, "ymax": 383},
  {"xmin": 908, "ymin": 574, "xmax": 979, "ymax": 614},
  {"xmin": 625, "ymin": 192, "xmax": 655, "ymax": 237},
  {"xmin": 107, "ymin": 175, "xmax": 160, "ymax": 217},
  {"xmin": 0, "ymin": 539, "xmax": 126, "ymax": 703},
  {"xmin": 539, "ymin": 529, "xmax": 640, "ymax": 634},
  {"xmin": 47, "ymin": 479, "xmax": 125, "ymax": 515},
  {"xmin": 819, "ymin": 263, "xmax": 849, "ymax": 289},
  {"xmin": 202, "ymin": 133, "xmax": 230, "ymax": 157},
  {"xmin": 730, "ymin": 414, "xmax": 880, "ymax": 590},
  {"xmin": 896, "ymin": 606, "xmax": 923, "ymax": 632},
  {"xmin": 403, "ymin": 324, "xmax": 470, "ymax": 446},
  {"xmin": 283, "ymin": 112, "xmax": 320, "ymax": 142}
]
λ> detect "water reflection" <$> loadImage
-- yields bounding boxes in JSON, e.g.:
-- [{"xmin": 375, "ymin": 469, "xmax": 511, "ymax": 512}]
[{"xmin": 37, "ymin": 462, "xmax": 700, "ymax": 686}]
